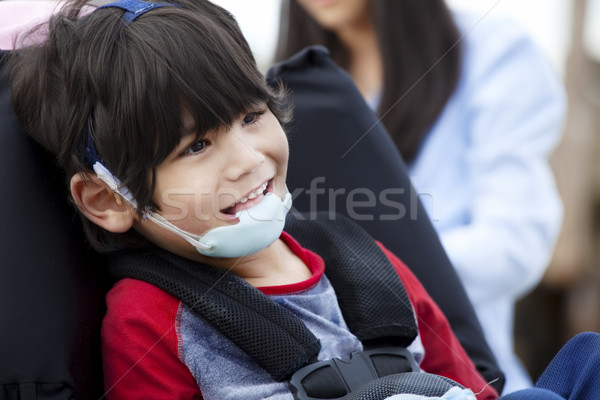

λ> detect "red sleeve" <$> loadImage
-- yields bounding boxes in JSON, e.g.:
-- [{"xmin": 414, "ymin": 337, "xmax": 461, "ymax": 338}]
[
  {"xmin": 102, "ymin": 278, "xmax": 202, "ymax": 400},
  {"xmin": 377, "ymin": 243, "xmax": 499, "ymax": 400}
]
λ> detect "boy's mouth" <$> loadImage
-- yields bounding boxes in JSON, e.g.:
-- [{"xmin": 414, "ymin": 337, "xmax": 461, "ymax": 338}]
[{"xmin": 221, "ymin": 180, "xmax": 272, "ymax": 216}]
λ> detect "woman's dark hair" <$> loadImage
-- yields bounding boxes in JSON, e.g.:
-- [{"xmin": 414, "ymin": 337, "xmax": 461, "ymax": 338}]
[
  {"xmin": 276, "ymin": 0, "xmax": 461, "ymax": 162},
  {"xmin": 9, "ymin": 0, "xmax": 289, "ymax": 252}
]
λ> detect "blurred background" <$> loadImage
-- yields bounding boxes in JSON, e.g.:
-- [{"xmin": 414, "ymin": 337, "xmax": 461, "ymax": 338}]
[{"xmin": 213, "ymin": 0, "xmax": 600, "ymax": 383}]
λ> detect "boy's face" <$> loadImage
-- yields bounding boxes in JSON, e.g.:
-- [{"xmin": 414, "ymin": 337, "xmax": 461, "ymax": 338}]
[{"xmin": 134, "ymin": 104, "xmax": 289, "ymax": 262}]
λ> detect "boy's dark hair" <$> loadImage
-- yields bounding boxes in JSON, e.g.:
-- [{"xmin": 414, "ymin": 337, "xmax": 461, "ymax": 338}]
[{"xmin": 8, "ymin": 0, "xmax": 290, "ymax": 252}]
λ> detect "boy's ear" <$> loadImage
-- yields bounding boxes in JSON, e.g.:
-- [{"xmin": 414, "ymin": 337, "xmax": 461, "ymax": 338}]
[{"xmin": 70, "ymin": 173, "xmax": 135, "ymax": 233}]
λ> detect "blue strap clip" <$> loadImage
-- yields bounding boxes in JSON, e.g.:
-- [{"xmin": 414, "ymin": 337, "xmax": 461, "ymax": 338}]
[{"xmin": 96, "ymin": 0, "xmax": 176, "ymax": 24}]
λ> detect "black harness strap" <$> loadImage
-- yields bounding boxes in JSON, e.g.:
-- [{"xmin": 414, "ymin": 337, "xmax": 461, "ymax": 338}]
[
  {"xmin": 286, "ymin": 212, "xmax": 418, "ymax": 347},
  {"xmin": 109, "ymin": 249, "xmax": 321, "ymax": 381},
  {"xmin": 108, "ymin": 213, "xmax": 418, "ymax": 382}
]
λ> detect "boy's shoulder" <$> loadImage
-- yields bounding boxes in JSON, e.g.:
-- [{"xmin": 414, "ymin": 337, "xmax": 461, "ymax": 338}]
[
  {"xmin": 104, "ymin": 278, "xmax": 181, "ymax": 328},
  {"xmin": 102, "ymin": 282, "xmax": 200, "ymax": 398}
]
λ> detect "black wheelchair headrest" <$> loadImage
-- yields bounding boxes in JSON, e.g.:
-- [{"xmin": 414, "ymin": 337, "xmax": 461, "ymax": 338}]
[{"xmin": 0, "ymin": 50, "xmax": 106, "ymax": 399}]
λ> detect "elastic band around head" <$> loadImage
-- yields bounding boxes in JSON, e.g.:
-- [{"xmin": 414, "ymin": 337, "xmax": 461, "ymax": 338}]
[
  {"xmin": 84, "ymin": 116, "xmax": 139, "ymax": 209},
  {"xmin": 92, "ymin": 161, "xmax": 139, "ymax": 209},
  {"xmin": 84, "ymin": 116, "xmax": 102, "ymax": 167},
  {"xmin": 96, "ymin": 0, "xmax": 177, "ymax": 24}
]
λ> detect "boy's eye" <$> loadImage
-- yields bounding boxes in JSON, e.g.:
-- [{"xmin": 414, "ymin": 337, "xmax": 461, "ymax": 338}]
[
  {"xmin": 242, "ymin": 109, "xmax": 265, "ymax": 126},
  {"xmin": 182, "ymin": 139, "xmax": 209, "ymax": 156}
]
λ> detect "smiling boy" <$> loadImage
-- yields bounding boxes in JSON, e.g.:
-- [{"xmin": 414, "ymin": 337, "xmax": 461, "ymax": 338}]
[
  {"xmin": 7, "ymin": 0, "xmax": 498, "ymax": 399},
  {"xmin": 74, "ymin": 105, "xmax": 313, "ymax": 287}
]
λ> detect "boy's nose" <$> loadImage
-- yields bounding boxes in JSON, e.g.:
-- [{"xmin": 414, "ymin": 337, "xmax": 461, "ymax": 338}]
[{"xmin": 224, "ymin": 133, "xmax": 265, "ymax": 181}]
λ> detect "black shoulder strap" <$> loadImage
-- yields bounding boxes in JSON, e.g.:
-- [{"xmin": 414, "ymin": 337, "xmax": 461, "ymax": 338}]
[
  {"xmin": 109, "ymin": 249, "xmax": 321, "ymax": 381},
  {"xmin": 108, "ymin": 212, "xmax": 417, "ymax": 380},
  {"xmin": 286, "ymin": 212, "xmax": 418, "ymax": 347}
]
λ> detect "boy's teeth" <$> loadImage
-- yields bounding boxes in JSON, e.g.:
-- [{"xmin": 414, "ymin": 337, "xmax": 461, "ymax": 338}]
[
  {"xmin": 240, "ymin": 182, "xmax": 268, "ymax": 204},
  {"xmin": 229, "ymin": 182, "xmax": 269, "ymax": 210}
]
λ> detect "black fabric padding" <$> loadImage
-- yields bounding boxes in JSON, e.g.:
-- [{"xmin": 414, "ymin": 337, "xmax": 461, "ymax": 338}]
[
  {"xmin": 0, "ymin": 51, "xmax": 106, "ymax": 399},
  {"xmin": 286, "ymin": 212, "xmax": 417, "ymax": 346},
  {"xmin": 267, "ymin": 46, "xmax": 505, "ymax": 392},
  {"xmin": 109, "ymin": 248, "xmax": 322, "ymax": 382},
  {"xmin": 0, "ymin": 383, "xmax": 73, "ymax": 400}
]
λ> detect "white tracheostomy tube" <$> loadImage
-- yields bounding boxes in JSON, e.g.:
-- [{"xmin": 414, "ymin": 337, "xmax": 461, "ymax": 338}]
[
  {"xmin": 93, "ymin": 161, "xmax": 292, "ymax": 258},
  {"xmin": 146, "ymin": 191, "xmax": 292, "ymax": 257}
]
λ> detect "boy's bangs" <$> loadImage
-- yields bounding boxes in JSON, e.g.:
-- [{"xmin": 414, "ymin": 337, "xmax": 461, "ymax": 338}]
[
  {"xmin": 176, "ymin": 49, "xmax": 272, "ymax": 141},
  {"xmin": 85, "ymin": 4, "xmax": 280, "ymax": 212},
  {"xmin": 123, "ymin": 7, "xmax": 273, "ymax": 163}
]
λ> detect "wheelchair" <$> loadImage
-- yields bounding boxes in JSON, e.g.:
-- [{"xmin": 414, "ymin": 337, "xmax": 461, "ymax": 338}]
[{"xmin": 0, "ymin": 44, "xmax": 502, "ymax": 398}]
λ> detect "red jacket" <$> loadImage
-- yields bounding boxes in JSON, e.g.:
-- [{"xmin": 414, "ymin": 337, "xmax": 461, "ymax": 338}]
[{"xmin": 102, "ymin": 234, "xmax": 498, "ymax": 399}]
